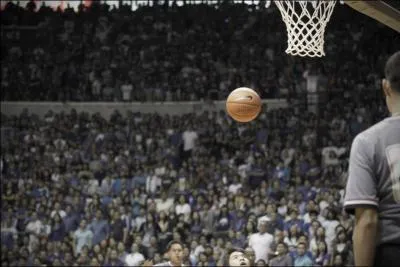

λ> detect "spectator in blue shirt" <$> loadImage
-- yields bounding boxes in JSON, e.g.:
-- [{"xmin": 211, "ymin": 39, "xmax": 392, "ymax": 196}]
[
  {"xmin": 290, "ymin": 235, "xmax": 314, "ymax": 259},
  {"xmin": 294, "ymin": 242, "xmax": 313, "ymax": 267},
  {"xmin": 132, "ymin": 168, "xmax": 146, "ymax": 188},
  {"xmin": 248, "ymin": 158, "xmax": 266, "ymax": 190},
  {"xmin": 111, "ymin": 175, "xmax": 122, "ymax": 196},
  {"xmin": 231, "ymin": 209, "xmax": 247, "ymax": 232},
  {"xmin": 284, "ymin": 208, "xmax": 304, "ymax": 234},
  {"xmin": 89, "ymin": 210, "xmax": 110, "ymax": 245},
  {"xmin": 63, "ymin": 205, "xmax": 80, "ymax": 233},
  {"xmin": 273, "ymin": 161, "xmax": 290, "ymax": 186}
]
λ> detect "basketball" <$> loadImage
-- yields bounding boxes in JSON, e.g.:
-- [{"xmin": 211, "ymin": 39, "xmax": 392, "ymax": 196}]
[{"xmin": 226, "ymin": 87, "xmax": 262, "ymax": 122}]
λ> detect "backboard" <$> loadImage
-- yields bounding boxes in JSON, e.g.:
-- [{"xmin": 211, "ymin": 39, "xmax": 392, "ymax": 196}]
[{"xmin": 345, "ymin": 0, "xmax": 400, "ymax": 33}]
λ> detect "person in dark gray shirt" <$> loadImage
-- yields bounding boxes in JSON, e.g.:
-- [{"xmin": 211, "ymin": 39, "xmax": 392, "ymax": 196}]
[
  {"xmin": 269, "ymin": 242, "xmax": 293, "ymax": 267},
  {"xmin": 344, "ymin": 51, "xmax": 400, "ymax": 267}
]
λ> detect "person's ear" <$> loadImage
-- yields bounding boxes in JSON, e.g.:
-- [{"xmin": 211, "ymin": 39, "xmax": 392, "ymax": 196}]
[{"xmin": 382, "ymin": 78, "xmax": 392, "ymax": 97}]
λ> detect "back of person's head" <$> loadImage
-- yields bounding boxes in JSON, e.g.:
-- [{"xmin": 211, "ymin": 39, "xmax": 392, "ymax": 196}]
[
  {"xmin": 244, "ymin": 247, "xmax": 255, "ymax": 257},
  {"xmin": 255, "ymin": 259, "xmax": 267, "ymax": 266},
  {"xmin": 385, "ymin": 51, "xmax": 400, "ymax": 93}
]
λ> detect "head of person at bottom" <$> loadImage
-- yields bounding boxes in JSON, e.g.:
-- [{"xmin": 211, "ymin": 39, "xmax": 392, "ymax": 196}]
[
  {"xmin": 166, "ymin": 241, "xmax": 183, "ymax": 266},
  {"xmin": 244, "ymin": 247, "xmax": 255, "ymax": 265},
  {"xmin": 383, "ymin": 51, "xmax": 400, "ymax": 115},
  {"xmin": 227, "ymin": 248, "xmax": 250, "ymax": 267}
]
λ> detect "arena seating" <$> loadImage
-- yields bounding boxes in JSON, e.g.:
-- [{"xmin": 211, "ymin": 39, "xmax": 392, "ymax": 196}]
[
  {"xmin": 1, "ymin": 1, "xmax": 398, "ymax": 102},
  {"xmin": 0, "ymin": 1, "xmax": 397, "ymax": 266}
]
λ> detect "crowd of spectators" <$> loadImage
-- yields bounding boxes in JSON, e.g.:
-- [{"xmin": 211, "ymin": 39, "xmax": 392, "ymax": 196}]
[
  {"xmin": 1, "ymin": 83, "xmax": 389, "ymax": 266},
  {"xmin": 1, "ymin": 1, "xmax": 399, "ymax": 267},
  {"xmin": 1, "ymin": 0, "xmax": 399, "ymax": 102}
]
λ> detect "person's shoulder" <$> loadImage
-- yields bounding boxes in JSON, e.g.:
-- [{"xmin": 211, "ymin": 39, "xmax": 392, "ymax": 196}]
[
  {"xmin": 285, "ymin": 253, "xmax": 293, "ymax": 259},
  {"xmin": 249, "ymin": 232, "xmax": 257, "ymax": 238},
  {"xmin": 356, "ymin": 117, "xmax": 399, "ymax": 143}
]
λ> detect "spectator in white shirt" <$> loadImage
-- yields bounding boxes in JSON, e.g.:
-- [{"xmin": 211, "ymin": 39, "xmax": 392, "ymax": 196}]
[
  {"xmin": 25, "ymin": 212, "xmax": 44, "ymax": 253},
  {"xmin": 284, "ymin": 224, "xmax": 301, "ymax": 251},
  {"xmin": 302, "ymin": 200, "xmax": 322, "ymax": 224},
  {"xmin": 99, "ymin": 176, "xmax": 113, "ymax": 196},
  {"xmin": 154, "ymin": 161, "xmax": 167, "ymax": 177},
  {"xmin": 145, "ymin": 170, "xmax": 161, "ymax": 195},
  {"xmin": 125, "ymin": 243, "xmax": 145, "ymax": 267},
  {"xmin": 73, "ymin": 220, "xmax": 93, "ymax": 257},
  {"xmin": 134, "ymin": 208, "xmax": 146, "ymax": 232},
  {"xmin": 155, "ymin": 191, "xmax": 174, "ymax": 214},
  {"xmin": 120, "ymin": 80, "xmax": 133, "ymax": 101},
  {"xmin": 50, "ymin": 169, "xmax": 61, "ymax": 183},
  {"xmin": 281, "ymin": 147, "xmax": 295, "ymax": 167},
  {"xmin": 321, "ymin": 144, "xmax": 346, "ymax": 166},
  {"xmin": 182, "ymin": 124, "xmax": 198, "ymax": 160},
  {"xmin": 175, "ymin": 195, "xmax": 191, "ymax": 221},
  {"xmin": 321, "ymin": 209, "xmax": 339, "ymax": 252},
  {"xmin": 194, "ymin": 236, "xmax": 208, "ymax": 258},
  {"xmin": 87, "ymin": 177, "xmax": 100, "ymax": 196},
  {"xmin": 228, "ymin": 175, "xmax": 242, "ymax": 194},
  {"xmin": 50, "ymin": 202, "xmax": 66, "ymax": 219},
  {"xmin": 53, "ymin": 133, "xmax": 67, "ymax": 151},
  {"xmin": 248, "ymin": 220, "xmax": 274, "ymax": 263}
]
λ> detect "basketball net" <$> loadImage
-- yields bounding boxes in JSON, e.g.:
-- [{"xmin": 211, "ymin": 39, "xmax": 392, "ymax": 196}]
[{"xmin": 266, "ymin": 0, "xmax": 339, "ymax": 57}]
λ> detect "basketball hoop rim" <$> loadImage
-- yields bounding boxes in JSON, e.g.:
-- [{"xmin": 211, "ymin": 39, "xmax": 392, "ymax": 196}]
[
  {"xmin": 265, "ymin": 0, "xmax": 341, "ymax": 57},
  {"xmin": 264, "ymin": 0, "xmax": 345, "ymax": 8}
]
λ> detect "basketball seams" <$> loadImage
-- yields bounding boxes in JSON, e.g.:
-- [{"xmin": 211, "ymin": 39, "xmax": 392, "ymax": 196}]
[
  {"xmin": 226, "ymin": 112, "xmax": 259, "ymax": 122},
  {"xmin": 226, "ymin": 87, "xmax": 262, "ymax": 122},
  {"xmin": 226, "ymin": 102, "xmax": 260, "ymax": 106},
  {"xmin": 227, "ymin": 103, "xmax": 261, "ymax": 116}
]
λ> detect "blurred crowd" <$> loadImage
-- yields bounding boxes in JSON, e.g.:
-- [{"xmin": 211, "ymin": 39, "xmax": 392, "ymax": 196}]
[
  {"xmin": 1, "ymin": 1, "xmax": 398, "ymax": 267},
  {"xmin": 1, "ymin": 0, "xmax": 399, "ymax": 102},
  {"xmin": 1, "ymin": 85, "xmax": 388, "ymax": 266}
]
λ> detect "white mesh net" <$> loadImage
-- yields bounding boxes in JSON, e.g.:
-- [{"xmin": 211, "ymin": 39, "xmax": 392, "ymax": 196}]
[{"xmin": 271, "ymin": 0, "xmax": 337, "ymax": 57}]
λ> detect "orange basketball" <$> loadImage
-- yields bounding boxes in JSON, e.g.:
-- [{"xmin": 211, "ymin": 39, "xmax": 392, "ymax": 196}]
[{"xmin": 226, "ymin": 87, "xmax": 262, "ymax": 122}]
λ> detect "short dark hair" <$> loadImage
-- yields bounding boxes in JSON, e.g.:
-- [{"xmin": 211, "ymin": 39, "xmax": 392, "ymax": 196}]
[
  {"xmin": 225, "ymin": 247, "xmax": 245, "ymax": 265},
  {"xmin": 277, "ymin": 242, "xmax": 288, "ymax": 250},
  {"xmin": 385, "ymin": 51, "xmax": 400, "ymax": 93},
  {"xmin": 166, "ymin": 240, "xmax": 183, "ymax": 252},
  {"xmin": 227, "ymin": 247, "xmax": 244, "ymax": 256},
  {"xmin": 309, "ymin": 210, "xmax": 318, "ymax": 216},
  {"xmin": 256, "ymin": 259, "xmax": 266, "ymax": 265}
]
